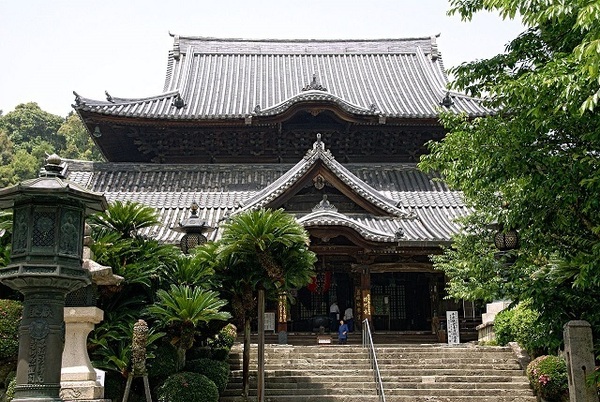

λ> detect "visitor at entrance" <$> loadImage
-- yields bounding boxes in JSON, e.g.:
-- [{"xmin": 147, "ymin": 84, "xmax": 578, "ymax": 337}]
[
  {"xmin": 329, "ymin": 301, "xmax": 340, "ymax": 332},
  {"xmin": 344, "ymin": 305, "xmax": 354, "ymax": 332},
  {"xmin": 338, "ymin": 320, "xmax": 349, "ymax": 344}
]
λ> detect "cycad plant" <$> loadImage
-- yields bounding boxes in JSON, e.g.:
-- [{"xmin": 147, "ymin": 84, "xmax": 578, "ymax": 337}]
[
  {"xmin": 217, "ymin": 208, "xmax": 315, "ymax": 397},
  {"xmin": 88, "ymin": 200, "xmax": 160, "ymax": 239},
  {"xmin": 147, "ymin": 284, "xmax": 231, "ymax": 370}
]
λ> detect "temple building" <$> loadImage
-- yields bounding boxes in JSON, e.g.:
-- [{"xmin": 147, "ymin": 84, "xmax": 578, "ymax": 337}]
[{"xmin": 67, "ymin": 35, "xmax": 487, "ymax": 335}]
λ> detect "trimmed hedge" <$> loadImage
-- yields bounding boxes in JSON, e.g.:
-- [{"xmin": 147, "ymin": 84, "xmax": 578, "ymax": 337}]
[
  {"xmin": 185, "ymin": 358, "xmax": 230, "ymax": 395},
  {"xmin": 157, "ymin": 372, "xmax": 218, "ymax": 402}
]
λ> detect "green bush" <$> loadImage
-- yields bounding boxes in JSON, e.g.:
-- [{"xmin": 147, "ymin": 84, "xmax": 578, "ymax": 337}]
[
  {"xmin": 526, "ymin": 355, "xmax": 568, "ymax": 402},
  {"xmin": 493, "ymin": 301, "xmax": 548, "ymax": 357},
  {"xmin": 187, "ymin": 346, "xmax": 213, "ymax": 361},
  {"xmin": 147, "ymin": 343, "xmax": 178, "ymax": 384},
  {"xmin": 0, "ymin": 300, "xmax": 22, "ymax": 361},
  {"xmin": 493, "ymin": 307, "xmax": 514, "ymax": 346},
  {"xmin": 157, "ymin": 372, "xmax": 218, "ymax": 402},
  {"xmin": 185, "ymin": 358, "xmax": 230, "ymax": 395},
  {"xmin": 5, "ymin": 375, "xmax": 16, "ymax": 402},
  {"xmin": 206, "ymin": 323, "xmax": 237, "ymax": 350},
  {"xmin": 211, "ymin": 347, "xmax": 230, "ymax": 361}
]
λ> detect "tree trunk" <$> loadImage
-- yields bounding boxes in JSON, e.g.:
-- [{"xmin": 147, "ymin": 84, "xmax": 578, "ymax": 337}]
[
  {"xmin": 242, "ymin": 317, "xmax": 251, "ymax": 398},
  {"xmin": 258, "ymin": 288, "xmax": 265, "ymax": 402},
  {"xmin": 176, "ymin": 346, "xmax": 186, "ymax": 372}
]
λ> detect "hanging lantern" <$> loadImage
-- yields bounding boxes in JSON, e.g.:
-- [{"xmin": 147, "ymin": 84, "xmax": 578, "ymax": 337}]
[{"xmin": 493, "ymin": 229, "xmax": 519, "ymax": 251}]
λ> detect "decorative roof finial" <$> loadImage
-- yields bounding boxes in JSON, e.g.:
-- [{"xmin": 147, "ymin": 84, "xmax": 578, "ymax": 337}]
[
  {"xmin": 302, "ymin": 73, "xmax": 327, "ymax": 92},
  {"xmin": 73, "ymin": 91, "xmax": 82, "ymax": 106},
  {"xmin": 312, "ymin": 194, "xmax": 338, "ymax": 212},
  {"xmin": 39, "ymin": 153, "xmax": 65, "ymax": 178},
  {"xmin": 105, "ymin": 91, "xmax": 114, "ymax": 103},
  {"xmin": 172, "ymin": 93, "xmax": 186, "ymax": 109},
  {"xmin": 440, "ymin": 91, "xmax": 454, "ymax": 108}
]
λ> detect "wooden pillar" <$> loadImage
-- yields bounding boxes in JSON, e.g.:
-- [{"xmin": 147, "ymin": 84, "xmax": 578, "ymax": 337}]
[
  {"xmin": 360, "ymin": 265, "xmax": 372, "ymax": 322},
  {"xmin": 277, "ymin": 292, "xmax": 288, "ymax": 332}
]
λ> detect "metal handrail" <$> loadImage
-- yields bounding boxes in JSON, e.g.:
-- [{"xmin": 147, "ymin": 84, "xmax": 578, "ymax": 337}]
[{"xmin": 362, "ymin": 319, "xmax": 386, "ymax": 402}]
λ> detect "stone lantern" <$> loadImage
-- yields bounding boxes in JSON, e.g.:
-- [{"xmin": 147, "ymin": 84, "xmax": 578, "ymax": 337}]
[
  {"xmin": 172, "ymin": 202, "xmax": 213, "ymax": 254},
  {"xmin": 0, "ymin": 155, "xmax": 107, "ymax": 402}
]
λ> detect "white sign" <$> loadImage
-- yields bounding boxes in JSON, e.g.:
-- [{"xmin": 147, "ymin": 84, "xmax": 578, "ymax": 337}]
[
  {"xmin": 264, "ymin": 312, "xmax": 276, "ymax": 332},
  {"xmin": 446, "ymin": 310, "xmax": 460, "ymax": 345}
]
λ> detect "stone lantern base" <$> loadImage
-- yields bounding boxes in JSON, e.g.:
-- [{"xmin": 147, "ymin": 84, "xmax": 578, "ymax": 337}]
[{"xmin": 60, "ymin": 307, "xmax": 108, "ymax": 402}]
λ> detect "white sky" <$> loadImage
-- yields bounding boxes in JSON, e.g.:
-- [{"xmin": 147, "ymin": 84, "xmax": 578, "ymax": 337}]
[{"xmin": 0, "ymin": 0, "xmax": 524, "ymax": 118}]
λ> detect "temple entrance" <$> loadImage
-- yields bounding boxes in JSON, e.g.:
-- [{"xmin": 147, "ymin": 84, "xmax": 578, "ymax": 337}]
[
  {"xmin": 370, "ymin": 272, "xmax": 432, "ymax": 331},
  {"xmin": 290, "ymin": 272, "xmax": 355, "ymax": 332}
]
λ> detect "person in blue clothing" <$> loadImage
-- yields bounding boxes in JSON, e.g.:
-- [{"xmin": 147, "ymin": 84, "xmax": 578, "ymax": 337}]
[{"xmin": 338, "ymin": 320, "xmax": 349, "ymax": 344}]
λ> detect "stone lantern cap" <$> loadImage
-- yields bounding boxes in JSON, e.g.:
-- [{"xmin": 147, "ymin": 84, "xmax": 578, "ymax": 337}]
[
  {"xmin": 0, "ymin": 153, "xmax": 107, "ymax": 213},
  {"xmin": 171, "ymin": 201, "xmax": 215, "ymax": 234},
  {"xmin": 0, "ymin": 175, "xmax": 107, "ymax": 214}
]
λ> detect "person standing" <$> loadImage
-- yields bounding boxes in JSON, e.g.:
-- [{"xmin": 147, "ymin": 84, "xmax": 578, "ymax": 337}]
[
  {"xmin": 329, "ymin": 301, "xmax": 340, "ymax": 332},
  {"xmin": 344, "ymin": 305, "xmax": 354, "ymax": 332},
  {"xmin": 338, "ymin": 320, "xmax": 349, "ymax": 344}
]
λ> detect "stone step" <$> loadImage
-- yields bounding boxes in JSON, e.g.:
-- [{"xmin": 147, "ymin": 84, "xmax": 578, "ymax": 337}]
[
  {"xmin": 384, "ymin": 397, "xmax": 536, "ymax": 402},
  {"xmin": 384, "ymin": 388, "xmax": 536, "ymax": 396},
  {"xmin": 384, "ymin": 381, "xmax": 532, "ymax": 390},
  {"xmin": 224, "ymin": 386, "xmax": 376, "ymax": 396},
  {"xmin": 226, "ymin": 378, "xmax": 377, "ymax": 389},
  {"xmin": 220, "ymin": 395, "xmax": 382, "ymax": 402},
  {"xmin": 229, "ymin": 371, "xmax": 374, "ymax": 381},
  {"xmin": 381, "ymin": 375, "xmax": 529, "ymax": 383}
]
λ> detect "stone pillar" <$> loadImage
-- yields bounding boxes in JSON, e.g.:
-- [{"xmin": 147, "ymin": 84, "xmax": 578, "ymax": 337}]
[
  {"xmin": 13, "ymin": 290, "xmax": 70, "ymax": 402},
  {"xmin": 60, "ymin": 307, "xmax": 105, "ymax": 401},
  {"xmin": 563, "ymin": 320, "xmax": 599, "ymax": 402}
]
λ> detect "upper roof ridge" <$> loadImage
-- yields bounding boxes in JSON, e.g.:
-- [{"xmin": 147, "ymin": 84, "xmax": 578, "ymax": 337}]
[{"xmin": 171, "ymin": 35, "xmax": 438, "ymax": 55}]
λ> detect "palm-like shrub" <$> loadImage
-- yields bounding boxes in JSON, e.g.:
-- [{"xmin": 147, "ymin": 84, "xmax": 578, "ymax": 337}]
[
  {"xmin": 147, "ymin": 284, "xmax": 231, "ymax": 369},
  {"xmin": 88, "ymin": 200, "xmax": 160, "ymax": 239},
  {"xmin": 162, "ymin": 243, "xmax": 218, "ymax": 288},
  {"xmin": 157, "ymin": 372, "xmax": 218, "ymax": 402},
  {"xmin": 217, "ymin": 208, "xmax": 316, "ymax": 396}
]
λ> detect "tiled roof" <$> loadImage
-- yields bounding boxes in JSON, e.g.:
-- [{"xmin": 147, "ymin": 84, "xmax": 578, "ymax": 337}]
[
  {"xmin": 66, "ymin": 162, "xmax": 468, "ymax": 246},
  {"xmin": 72, "ymin": 36, "xmax": 490, "ymax": 119},
  {"xmin": 66, "ymin": 161, "xmax": 449, "ymax": 193},
  {"xmin": 93, "ymin": 191, "xmax": 467, "ymax": 245}
]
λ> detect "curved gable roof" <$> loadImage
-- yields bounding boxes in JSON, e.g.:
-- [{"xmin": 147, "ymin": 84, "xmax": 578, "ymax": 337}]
[{"xmin": 237, "ymin": 136, "xmax": 412, "ymax": 218}]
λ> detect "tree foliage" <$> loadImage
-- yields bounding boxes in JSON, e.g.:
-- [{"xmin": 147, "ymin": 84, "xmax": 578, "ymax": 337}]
[
  {"xmin": 419, "ymin": 0, "xmax": 600, "ymax": 352},
  {"xmin": 0, "ymin": 103, "xmax": 102, "ymax": 187},
  {"xmin": 216, "ymin": 208, "xmax": 316, "ymax": 396}
]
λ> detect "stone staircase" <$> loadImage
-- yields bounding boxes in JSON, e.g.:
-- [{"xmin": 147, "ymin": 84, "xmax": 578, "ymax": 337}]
[
  {"xmin": 221, "ymin": 343, "xmax": 536, "ymax": 402},
  {"xmin": 221, "ymin": 344, "xmax": 379, "ymax": 401},
  {"xmin": 376, "ymin": 344, "xmax": 536, "ymax": 401}
]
